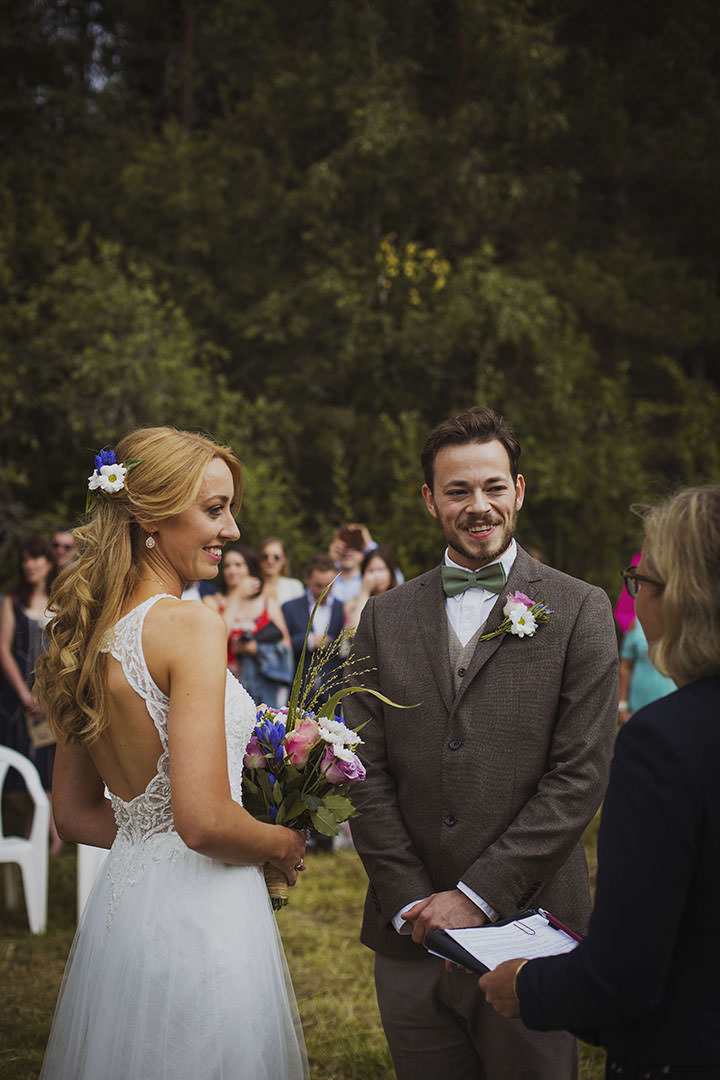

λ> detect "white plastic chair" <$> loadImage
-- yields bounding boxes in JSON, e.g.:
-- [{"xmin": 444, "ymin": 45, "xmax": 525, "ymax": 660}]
[{"xmin": 0, "ymin": 746, "xmax": 49, "ymax": 933}]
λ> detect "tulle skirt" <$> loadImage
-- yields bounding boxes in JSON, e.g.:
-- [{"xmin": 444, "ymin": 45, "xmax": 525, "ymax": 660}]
[{"xmin": 40, "ymin": 834, "xmax": 309, "ymax": 1079}]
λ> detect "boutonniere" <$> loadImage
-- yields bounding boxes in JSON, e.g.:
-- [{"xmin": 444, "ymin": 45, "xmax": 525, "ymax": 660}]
[{"xmin": 479, "ymin": 590, "xmax": 551, "ymax": 641}]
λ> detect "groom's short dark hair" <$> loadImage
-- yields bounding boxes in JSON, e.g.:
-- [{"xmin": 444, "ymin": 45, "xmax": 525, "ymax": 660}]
[{"xmin": 421, "ymin": 406, "xmax": 521, "ymax": 489}]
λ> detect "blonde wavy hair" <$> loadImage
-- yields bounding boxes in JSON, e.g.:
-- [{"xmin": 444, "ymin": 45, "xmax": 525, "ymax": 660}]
[
  {"xmin": 35, "ymin": 427, "xmax": 243, "ymax": 743},
  {"xmin": 641, "ymin": 485, "xmax": 720, "ymax": 686}
]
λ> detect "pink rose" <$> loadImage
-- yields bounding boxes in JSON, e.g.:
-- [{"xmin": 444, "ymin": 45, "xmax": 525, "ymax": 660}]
[
  {"xmin": 503, "ymin": 590, "xmax": 533, "ymax": 617},
  {"xmin": 285, "ymin": 717, "xmax": 321, "ymax": 768},
  {"xmin": 243, "ymin": 735, "xmax": 266, "ymax": 769},
  {"xmin": 320, "ymin": 745, "xmax": 366, "ymax": 785}
]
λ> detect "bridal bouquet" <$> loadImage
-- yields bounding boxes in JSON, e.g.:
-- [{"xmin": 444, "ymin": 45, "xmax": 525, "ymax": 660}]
[{"xmin": 242, "ymin": 589, "xmax": 409, "ymax": 908}]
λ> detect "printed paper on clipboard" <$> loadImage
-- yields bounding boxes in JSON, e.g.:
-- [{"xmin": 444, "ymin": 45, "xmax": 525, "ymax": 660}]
[{"xmin": 425, "ymin": 908, "xmax": 582, "ymax": 974}]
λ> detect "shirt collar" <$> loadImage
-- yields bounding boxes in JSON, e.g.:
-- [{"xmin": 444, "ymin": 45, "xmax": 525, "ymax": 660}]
[{"xmin": 443, "ymin": 539, "xmax": 517, "ymax": 580}]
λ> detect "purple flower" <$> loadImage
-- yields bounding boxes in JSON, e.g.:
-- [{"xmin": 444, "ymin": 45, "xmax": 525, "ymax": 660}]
[
  {"xmin": 94, "ymin": 448, "xmax": 117, "ymax": 473},
  {"xmin": 243, "ymin": 735, "xmax": 266, "ymax": 769},
  {"xmin": 320, "ymin": 745, "xmax": 366, "ymax": 785}
]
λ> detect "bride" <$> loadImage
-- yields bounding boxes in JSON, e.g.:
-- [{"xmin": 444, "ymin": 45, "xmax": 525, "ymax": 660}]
[{"xmin": 35, "ymin": 427, "xmax": 309, "ymax": 1079}]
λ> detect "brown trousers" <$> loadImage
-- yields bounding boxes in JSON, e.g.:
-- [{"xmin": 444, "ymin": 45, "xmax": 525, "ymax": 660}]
[{"xmin": 375, "ymin": 952, "xmax": 578, "ymax": 1080}]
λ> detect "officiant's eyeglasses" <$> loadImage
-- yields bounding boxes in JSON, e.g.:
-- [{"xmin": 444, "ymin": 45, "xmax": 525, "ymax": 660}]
[
  {"xmin": 620, "ymin": 566, "xmax": 664, "ymax": 599},
  {"xmin": 261, "ymin": 553, "xmax": 282, "ymax": 562}
]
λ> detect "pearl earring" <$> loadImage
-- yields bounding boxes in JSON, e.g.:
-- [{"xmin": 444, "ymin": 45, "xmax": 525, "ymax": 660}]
[{"xmin": 145, "ymin": 535, "xmax": 156, "ymax": 549}]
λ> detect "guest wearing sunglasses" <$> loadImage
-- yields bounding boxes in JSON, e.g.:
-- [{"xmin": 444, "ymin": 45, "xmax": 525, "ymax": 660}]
[
  {"xmin": 258, "ymin": 538, "xmax": 304, "ymax": 607},
  {"xmin": 50, "ymin": 528, "xmax": 76, "ymax": 571},
  {"xmin": 480, "ymin": 486, "xmax": 720, "ymax": 1079}
]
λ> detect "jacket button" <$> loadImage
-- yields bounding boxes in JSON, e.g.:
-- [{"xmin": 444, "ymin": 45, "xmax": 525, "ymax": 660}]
[
  {"xmin": 457, "ymin": 667, "xmax": 466, "ymax": 677},
  {"xmin": 448, "ymin": 738, "xmax": 462, "ymax": 751},
  {"xmin": 444, "ymin": 814, "xmax": 457, "ymax": 826}
]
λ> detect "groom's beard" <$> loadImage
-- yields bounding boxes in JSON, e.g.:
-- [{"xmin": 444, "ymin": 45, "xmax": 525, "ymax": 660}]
[{"xmin": 445, "ymin": 508, "xmax": 518, "ymax": 568}]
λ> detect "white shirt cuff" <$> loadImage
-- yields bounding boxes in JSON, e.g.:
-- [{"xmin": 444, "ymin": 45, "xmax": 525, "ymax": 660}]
[
  {"xmin": 392, "ymin": 898, "xmax": 428, "ymax": 934},
  {"xmin": 457, "ymin": 881, "xmax": 498, "ymax": 922}
]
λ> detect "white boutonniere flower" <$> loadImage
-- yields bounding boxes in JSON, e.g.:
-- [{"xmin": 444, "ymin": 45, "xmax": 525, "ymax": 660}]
[{"xmin": 480, "ymin": 591, "xmax": 551, "ymax": 642}]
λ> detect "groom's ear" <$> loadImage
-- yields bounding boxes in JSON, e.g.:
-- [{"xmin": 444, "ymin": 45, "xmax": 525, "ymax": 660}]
[
  {"xmin": 421, "ymin": 483, "xmax": 438, "ymax": 519},
  {"xmin": 514, "ymin": 474, "xmax": 526, "ymax": 510}
]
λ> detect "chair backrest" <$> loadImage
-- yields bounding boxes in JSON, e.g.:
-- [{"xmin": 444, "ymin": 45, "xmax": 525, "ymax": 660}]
[{"xmin": 0, "ymin": 746, "xmax": 50, "ymax": 841}]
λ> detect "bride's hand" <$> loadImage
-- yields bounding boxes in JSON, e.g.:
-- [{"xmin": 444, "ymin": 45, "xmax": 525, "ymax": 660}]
[{"xmin": 269, "ymin": 828, "xmax": 307, "ymax": 887}]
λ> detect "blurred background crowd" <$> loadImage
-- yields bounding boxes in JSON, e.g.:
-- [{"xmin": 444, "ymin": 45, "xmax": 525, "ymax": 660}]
[{"xmin": 1, "ymin": 516, "xmax": 676, "ymax": 861}]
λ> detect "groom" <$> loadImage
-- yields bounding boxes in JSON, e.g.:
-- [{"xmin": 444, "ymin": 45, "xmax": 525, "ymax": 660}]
[{"xmin": 346, "ymin": 406, "xmax": 618, "ymax": 1079}]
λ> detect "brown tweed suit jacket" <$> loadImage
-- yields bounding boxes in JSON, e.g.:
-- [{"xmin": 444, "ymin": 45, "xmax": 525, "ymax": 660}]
[{"xmin": 346, "ymin": 545, "xmax": 619, "ymax": 960}]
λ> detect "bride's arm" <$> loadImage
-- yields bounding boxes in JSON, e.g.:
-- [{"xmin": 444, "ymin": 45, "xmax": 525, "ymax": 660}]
[
  {"xmin": 52, "ymin": 741, "xmax": 117, "ymax": 848},
  {"xmin": 162, "ymin": 603, "xmax": 305, "ymax": 880}
]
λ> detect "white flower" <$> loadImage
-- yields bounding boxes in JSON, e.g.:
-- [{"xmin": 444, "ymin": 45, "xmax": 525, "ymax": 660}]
[
  {"xmin": 318, "ymin": 717, "xmax": 362, "ymax": 748},
  {"xmin": 329, "ymin": 743, "xmax": 358, "ymax": 763},
  {"xmin": 88, "ymin": 462, "xmax": 127, "ymax": 494},
  {"xmin": 508, "ymin": 607, "xmax": 538, "ymax": 638}
]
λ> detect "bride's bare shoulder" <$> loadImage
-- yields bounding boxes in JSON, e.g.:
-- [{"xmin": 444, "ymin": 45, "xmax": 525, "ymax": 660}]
[{"xmin": 146, "ymin": 597, "xmax": 226, "ymax": 653}]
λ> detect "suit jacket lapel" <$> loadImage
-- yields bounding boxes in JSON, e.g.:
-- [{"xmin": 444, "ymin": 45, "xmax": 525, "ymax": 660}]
[
  {"xmin": 451, "ymin": 546, "xmax": 545, "ymax": 711},
  {"xmin": 415, "ymin": 567, "xmax": 454, "ymax": 712}
]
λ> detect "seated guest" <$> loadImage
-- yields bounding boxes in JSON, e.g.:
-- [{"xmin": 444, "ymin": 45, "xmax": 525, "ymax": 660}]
[
  {"xmin": 344, "ymin": 547, "xmax": 398, "ymax": 633},
  {"xmin": 479, "ymin": 486, "xmax": 720, "ymax": 1079},
  {"xmin": 203, "ymin": 544, "xmax": 292, "ymax": 707},
  {"xmin": 282, "ymin": 553, "xmax": 344, "ymax": 701},
  {"xmin": 259, "ymin": 537, "xmax": 304, "ymax": 606}
]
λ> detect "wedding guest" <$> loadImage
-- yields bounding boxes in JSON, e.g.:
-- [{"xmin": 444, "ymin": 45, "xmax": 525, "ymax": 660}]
[
  {"xmin": 259, "ymin": 537, "xmax": 304, "ymax": 606},
  {"xmin": 181, "ymin": 579, "xmax": 217, "ymax": 602},
  {"xmin": 282, "ymin": 553, "xmax": 345, "ymax": 697},
  {"xmin": 613, "ymin": 550, "xmax": 640, "ymax": 637},
  {"xmin": 344, "ymin": 547, "xmax": 398, "ymax": 633},
  {"xmin": 203, "ymin": 545, "xmax": 292, "ymax": 706},
  {"xmin": 479, "ymin": 485, "xmax": 720, "ymax": 1078},
  {"xmin": 328, "ymin": 524, "xmax": 370, "ymax": 604},
  {"xmin": 618, "ymin": 617, "xmax": 675, "ymax": 724},
  {"xmin": 0, "ymin": 538, "xmax": 61, "ymax": 853},
  {"xmin": 36, "ymin": 427, "xmax": 307, "ymax": 1078},
  {"xmin": 50, "ymin": 528, "xmax": 76, "ymax": 571},
  {"xmin": 345, "ymin": 406, "xmax": 618, "ymax": 1080}
]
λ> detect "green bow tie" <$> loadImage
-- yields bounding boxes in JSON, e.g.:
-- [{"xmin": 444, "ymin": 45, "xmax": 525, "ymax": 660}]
[{"xmin": 441, "ymin": 563, "xmax": 507, "ymax": 598}]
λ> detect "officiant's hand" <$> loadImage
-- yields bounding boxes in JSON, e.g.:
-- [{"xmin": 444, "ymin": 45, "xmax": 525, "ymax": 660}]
[
  {"xmin": 401, "ymin": 888, "xmax": 489, "ymax": 946},
  {"xmin": 478, "ymin": 958, "xmax": 527, "ymax": 1018}
]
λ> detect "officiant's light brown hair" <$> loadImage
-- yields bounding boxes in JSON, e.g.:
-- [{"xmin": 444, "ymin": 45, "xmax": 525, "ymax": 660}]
[
  {"xmin": 36, "ymin": 426, "xmax": 243, "ymax": 744},
  {"xmin": 421, "ymin": 406, "xmax": 521, "ymax": 489},
  {"xmin": 641, "ymin": 485, "xmax": 720, "ymax": 686}
]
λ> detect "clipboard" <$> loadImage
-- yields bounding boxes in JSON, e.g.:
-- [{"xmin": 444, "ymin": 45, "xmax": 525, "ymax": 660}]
[{"xmin": 425, "ymin": 908, "xmax": 582, "ymax": 974}]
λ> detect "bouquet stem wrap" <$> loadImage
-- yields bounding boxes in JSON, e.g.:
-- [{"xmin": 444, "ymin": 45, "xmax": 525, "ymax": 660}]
[{"xmin": 264, "ymin": 864, "xmax": 289, "ymax": 910}]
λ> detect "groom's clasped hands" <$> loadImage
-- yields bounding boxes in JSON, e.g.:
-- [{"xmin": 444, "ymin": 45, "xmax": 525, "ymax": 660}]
[{"xmin": 401, "ymin": 887, "xmax": 489, "ymax": 945}]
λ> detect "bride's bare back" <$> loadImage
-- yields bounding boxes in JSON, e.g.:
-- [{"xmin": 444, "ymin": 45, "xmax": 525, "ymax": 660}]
[{"xmin": 85, "ymin": 597, "xmax": 178, "ymax": 803}]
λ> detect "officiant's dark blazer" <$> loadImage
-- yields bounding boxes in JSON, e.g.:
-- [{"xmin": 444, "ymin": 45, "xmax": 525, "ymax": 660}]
[
  {"xmin": 518, "ymin": 678, "xmax": 720, "ymax": 1067},
  {"xmin": 346, "ymin": 545, "xmax": 618, "ymax": 960}
]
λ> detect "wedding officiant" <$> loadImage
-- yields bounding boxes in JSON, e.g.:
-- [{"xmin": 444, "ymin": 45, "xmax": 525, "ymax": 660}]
[{"xmin": 479, "ymin": 486, "xmax": 720, "ymax": 1079}]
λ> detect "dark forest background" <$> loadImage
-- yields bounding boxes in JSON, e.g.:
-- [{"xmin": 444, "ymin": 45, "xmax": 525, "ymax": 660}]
[{"xmin": 1, "ymin": 0, "xmax": 719, "ymax": 592}]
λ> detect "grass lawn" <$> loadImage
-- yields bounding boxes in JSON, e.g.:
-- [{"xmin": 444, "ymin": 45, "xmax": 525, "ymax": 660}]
[{"xmin": 1, "ymin": 819, "xmax": 605, "ymax": 1079}]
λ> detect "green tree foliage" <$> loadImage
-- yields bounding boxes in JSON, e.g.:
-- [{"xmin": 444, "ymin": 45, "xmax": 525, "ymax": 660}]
[{"xmin": 0, "ymin": 0, "xmax": 718, "ymax": 593}]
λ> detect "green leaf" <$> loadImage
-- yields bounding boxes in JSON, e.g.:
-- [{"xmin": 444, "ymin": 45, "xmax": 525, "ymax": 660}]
[
  {"xmin": 321, "ymin": 793, "xmax": 354, "ymax": 820},
  {"xmin": 311, "ymin": 806, "xmax": 340, "ymax": 836}
]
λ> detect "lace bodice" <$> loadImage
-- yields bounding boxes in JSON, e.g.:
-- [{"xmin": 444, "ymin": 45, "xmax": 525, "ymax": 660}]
[{"xmin": 101, "ymin": 594, "xmax": 257, "ymax": 846}]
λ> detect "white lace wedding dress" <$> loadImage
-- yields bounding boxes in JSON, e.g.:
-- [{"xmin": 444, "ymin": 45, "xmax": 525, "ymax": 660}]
[{"xmin": 40, "ymin": 595, "xmax": 309, "ymax": 1080}]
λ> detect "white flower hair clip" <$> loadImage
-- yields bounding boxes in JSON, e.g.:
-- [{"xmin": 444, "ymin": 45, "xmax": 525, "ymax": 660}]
[{"xmin": 86, "ymin": 449, "xmax": 141, "ymax": 513}]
